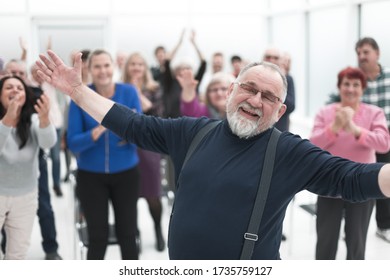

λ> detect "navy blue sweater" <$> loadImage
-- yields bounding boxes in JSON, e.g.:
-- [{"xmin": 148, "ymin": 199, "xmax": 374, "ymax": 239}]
[{"xmin": 102, "ymin": 103, "xmax": 385, "ymax": 260}]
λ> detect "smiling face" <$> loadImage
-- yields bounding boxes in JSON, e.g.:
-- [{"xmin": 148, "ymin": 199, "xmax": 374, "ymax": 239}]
[
  {"xmin": 226, "ymin": 64, "xmax": 286, "ymax": 138},
  {"xmin": 206, "ymin": 72, "xmax": 235, "ymax": 115},
  {"xmin": 339, "ymin": 77, "xmax": 363, "ymax": 108},
  {"xmin": 89, "ymin": 52, "xmax": 114, "ymax": 88},
  {"xmin": 126, "ymin": 54, "xmax": 146, "ymax": 81},
  {"xmin": 356, "ymin": 43, "xmax": 379, "ymax": 71},
  {"xmin": 0, "ymin": 77, "xmax": 26, "ymax": 110},
  {"xmin": 207, "ymin": 81, "xmax": 229, "ymax": 113}
]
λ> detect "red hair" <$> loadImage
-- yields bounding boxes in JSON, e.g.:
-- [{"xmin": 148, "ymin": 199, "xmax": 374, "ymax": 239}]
[{"xmin": 337, "ymin": 67, "xmax": 367, "ymax": 89}]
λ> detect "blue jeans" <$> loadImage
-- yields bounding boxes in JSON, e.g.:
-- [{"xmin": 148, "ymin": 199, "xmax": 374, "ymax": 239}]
[
  {"xmin": 49, "ymin": 129, "xmax": 61, "ymax": 189},
  {"xmin": 38, "ymin": 149, "xmax": 59, "ymax": 254}
]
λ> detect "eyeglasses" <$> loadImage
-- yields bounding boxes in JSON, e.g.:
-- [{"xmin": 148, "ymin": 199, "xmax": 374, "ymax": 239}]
[
  {"xmin": 208, "ymin": 87, "xmax": 228, "ymax": 94},
  {"xmin": 234, "ymin": 82, "xmax": 281, "ymax": 104}
]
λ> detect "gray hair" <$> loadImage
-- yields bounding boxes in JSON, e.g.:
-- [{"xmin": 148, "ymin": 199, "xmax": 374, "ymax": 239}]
[{"xmin": 237, "ymin": 61, "xmax": 287, "ymax": 102}]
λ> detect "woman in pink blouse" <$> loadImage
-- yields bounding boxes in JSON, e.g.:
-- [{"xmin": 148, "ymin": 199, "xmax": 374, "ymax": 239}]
[{"xmin": 310, "ymin": 67, "xmax": 390, "ymax": 259}]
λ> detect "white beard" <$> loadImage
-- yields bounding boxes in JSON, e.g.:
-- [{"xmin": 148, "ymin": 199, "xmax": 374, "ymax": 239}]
[
  {"xmin": 227, "ymin": 111, "xmax": 260, "ymax": 139},
  {"xmin": 227, "ymin": 102, "xmax": 264, "ymax": 139},
  {"xmin": 226, "ymin": 89, "xmax": 282, "ymax": 138}
]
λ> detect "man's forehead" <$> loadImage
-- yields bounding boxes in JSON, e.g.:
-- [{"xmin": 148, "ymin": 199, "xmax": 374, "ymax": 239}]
[
  {"xmin": 241, "ymin": 66, "xmax": 284, "ymax": 90},
  {"xmin": 243, "ymin": 65, "xmax": 277, "ymax": 78},
  {"xmin": 357, "ymin": 44, "xmax": 377, "ymax": 52}
]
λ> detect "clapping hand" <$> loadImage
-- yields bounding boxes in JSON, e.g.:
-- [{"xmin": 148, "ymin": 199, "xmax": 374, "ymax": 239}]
[
  {"xmin": 34, "ymin": 93, "xmax": 51, "ymax": 128},
  {"xmin": 332, "ymin": 106, "xmax": 361, "ymax": 137},
  {"xmin": 2, "ymin": 93, "xmax": 24, "ymax": 126}
]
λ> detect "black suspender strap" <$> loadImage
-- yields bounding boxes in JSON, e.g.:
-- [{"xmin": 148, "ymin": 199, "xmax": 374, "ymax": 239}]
[
  {"xmin": 240, "ymin": 128, "xmax": 281, "ymax": 260},
  {"xmin": 181, "ymin": 121, "xmax": 221, "ymax": 170}
]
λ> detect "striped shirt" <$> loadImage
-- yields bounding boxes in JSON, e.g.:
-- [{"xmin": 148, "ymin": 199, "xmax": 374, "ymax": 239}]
[{"xmin": 362, "ymin": 64, "xmax": 390, "ymax": 127}]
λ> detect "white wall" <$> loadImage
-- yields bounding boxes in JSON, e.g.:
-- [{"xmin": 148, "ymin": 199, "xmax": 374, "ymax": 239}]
[
  {"xmin": 0, "ymin": 0, "xmax": 267, "ymax": 72},
  {"xmin": 361, "ymin": 0, "xmax": 390, "ymax": 64},
  {"xmin": 267, "ymin": 0, "xmax": 390, "ymax": 137},
  {"xmin": 1, "ymin": 0, "xmax": 390, "ymax": 138}
]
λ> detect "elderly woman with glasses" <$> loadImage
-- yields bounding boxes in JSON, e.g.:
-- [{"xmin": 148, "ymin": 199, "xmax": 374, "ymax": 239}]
[
  {"xmin": 310, "ymin": 66, "xmax": 390, "ymax": 259},
  {"xmin": 178, "ymin": 71, "xmax": 235, "ymax": 119}
]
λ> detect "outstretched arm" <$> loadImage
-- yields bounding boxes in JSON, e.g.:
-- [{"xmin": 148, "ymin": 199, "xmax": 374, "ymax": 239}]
[
  {"xmin": 190, "ymin": 30, "xmax": 205, "ymax": 61},
  {"xmin": 36, "ymin": 50, "xmax": 113, "ymax": 123}
]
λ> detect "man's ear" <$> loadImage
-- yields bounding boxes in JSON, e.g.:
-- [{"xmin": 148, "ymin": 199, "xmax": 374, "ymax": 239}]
[{"xmin": 276, "ymin": 104, "xmax": 287, "ymax": 121}]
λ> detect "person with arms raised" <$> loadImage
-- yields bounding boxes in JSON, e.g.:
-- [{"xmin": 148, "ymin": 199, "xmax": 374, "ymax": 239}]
[{"xmin": 36, "ymin": 50, "xmax": 390, "ymax": 259}]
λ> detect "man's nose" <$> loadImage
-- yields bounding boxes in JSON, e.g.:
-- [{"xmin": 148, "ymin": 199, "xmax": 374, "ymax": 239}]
[{"xmin": 247, "ymin": 92, "xmax": 263, "ymax": 106}]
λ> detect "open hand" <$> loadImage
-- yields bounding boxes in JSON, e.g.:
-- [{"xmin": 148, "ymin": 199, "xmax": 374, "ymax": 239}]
[
  {"xmin": 36, "ymin": 50, "xmax": 83, "ymax": 97},
  {"xmin": 176, "ymin": 70, "xmax": 198, "ymax": 91}
]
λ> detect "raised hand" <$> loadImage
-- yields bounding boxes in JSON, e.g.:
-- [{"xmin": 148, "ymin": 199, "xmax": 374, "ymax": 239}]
[
  {"xmin": 19, "ymin": 37, "xmax": 27, "ymax": 52},
  {"xmin": 19, "ymin": 36, "xmax": 28, "ymax": 61},
  {"xmin": 176, "ymin": 69, "xmax": 198, "ymax": 90},
  {"xmin": 46, "ymin": 36, "xmax": 52, "ymax": 50},
  {"xmin": 37, "ymin": 51, "xmax": 116, "ymax": 124},
  {"xmin": 176, "ymin": 69, "xmax": 198, "ymax": 102},
  {"xmin": 36, "ymin": 50, "xmax": 83, "ymax": 97}
]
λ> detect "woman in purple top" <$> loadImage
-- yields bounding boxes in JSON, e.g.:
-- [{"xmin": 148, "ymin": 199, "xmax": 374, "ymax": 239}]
[
  {"xmin": 310, "ymin": 67, "xmax": 390, "ymax": 259},
  {"xmin": 179, "ymin": 71, "xmax": 235, "ymax": 119},
  {"xmin": 122, "ymin": 52, "xmax": 166, "ymax": 251}
]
